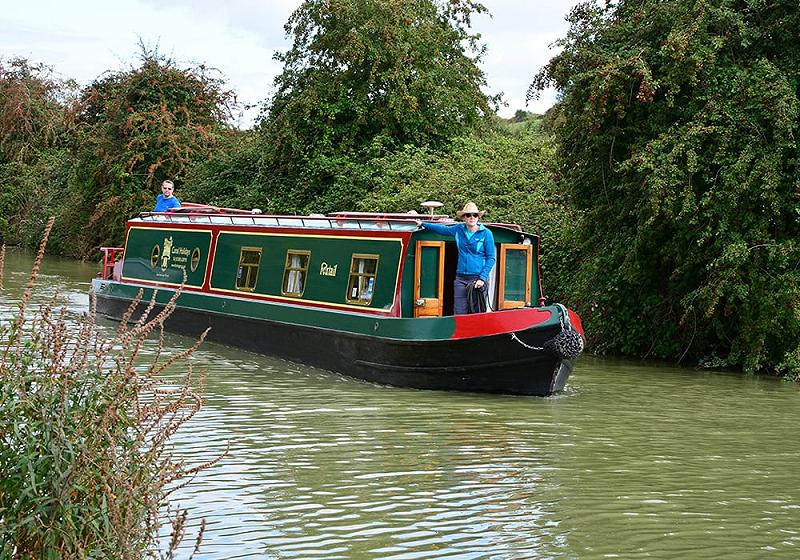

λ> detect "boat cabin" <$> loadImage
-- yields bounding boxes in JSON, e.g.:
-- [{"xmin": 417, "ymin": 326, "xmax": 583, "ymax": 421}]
[{"xmin": 104, "ymin": 207, "xmax": 543, "ymax": 319}]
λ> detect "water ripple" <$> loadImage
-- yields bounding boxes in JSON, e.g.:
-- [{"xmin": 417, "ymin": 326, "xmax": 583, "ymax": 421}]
[{"xmin": 158, "ymin": 351, "xmax": 800, "ymax": 559}]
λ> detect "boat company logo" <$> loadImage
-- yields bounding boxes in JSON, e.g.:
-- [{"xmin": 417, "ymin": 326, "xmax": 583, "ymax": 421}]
[
  {"xmin": 161, "ymin": 237, "xmax": 173, "ymax": 270},
  {"xmin": 320, "ymin": 262, "xmax": 338, "ymax": 277},
  {"xmin": 150, "ymin": 237, "xmax": 196, "ymax": 275}
]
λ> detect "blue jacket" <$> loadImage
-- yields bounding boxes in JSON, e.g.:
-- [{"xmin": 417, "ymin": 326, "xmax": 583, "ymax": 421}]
[
  {"xmin": 421, "ymin": 222, "xmax": 496, "ymax": 280},
  {"xmin": 154, "ymin": 195, "xmax": 181, "ymax": 212}
]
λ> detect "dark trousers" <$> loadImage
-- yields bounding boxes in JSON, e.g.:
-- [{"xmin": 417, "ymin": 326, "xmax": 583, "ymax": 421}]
[{"xmin": 454, "ymin": 274, "xmax": 481, "ymax": 315}]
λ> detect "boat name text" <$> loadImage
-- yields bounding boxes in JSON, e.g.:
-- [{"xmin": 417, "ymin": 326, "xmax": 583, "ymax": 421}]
[{"xmin": 320, "ymin": 262, "xmax": 338, "ymax": 277}]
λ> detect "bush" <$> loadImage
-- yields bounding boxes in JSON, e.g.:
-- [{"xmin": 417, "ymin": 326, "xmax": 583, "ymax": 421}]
[
  {"xmin": 359, "ymin": 126, "xmax": 578, "ymax": 304},
  {"xmin": 531, "ymin": 0, "xmax": 800, "ymax": 375},
  {"xmin": 0, "ymin": 219, "xmax": 217, "ymax": 558}
]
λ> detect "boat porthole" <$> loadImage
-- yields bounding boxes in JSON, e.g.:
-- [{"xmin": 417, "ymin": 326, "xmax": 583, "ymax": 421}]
[
  {"xmin": 150, "ymin": 245, "xmax": 160, "ymax": 268},
  {"xmin": 190, "ymin": 247, "xmax": 201, "ymax": 272},
  {"xmin": 374, "ymin": 322, "xmax": 379, "ymax": 331}
]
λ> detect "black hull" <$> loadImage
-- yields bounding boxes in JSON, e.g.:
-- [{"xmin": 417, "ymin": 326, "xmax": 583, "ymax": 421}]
[{"xmin": 95, "ymin": 294, "xmax": 575, "ymax": 396}]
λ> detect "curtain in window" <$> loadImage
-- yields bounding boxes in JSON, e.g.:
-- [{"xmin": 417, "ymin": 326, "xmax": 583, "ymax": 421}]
[{"xmin": 287, "ymin": 253, "xmax": 304, "ymax": 294}]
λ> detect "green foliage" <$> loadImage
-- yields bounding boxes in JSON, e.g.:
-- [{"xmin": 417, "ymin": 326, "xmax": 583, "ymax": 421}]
[
  {"xmin": 0, "ymin": 149, "xmax": 74, "ymax": 251},
  {"xmin": 0, "ymin": 222, "xmax": 211, "ymax": 558},
  {"xmin": 0, "ymin": 58, "xmax": 73, "ymax": 165},
  {"xmin": 74, "ymin": 47, "xmax": 234, "ymax": 196},
  {"xmin": 360, "ymin": 124, "xmax": 577, "ymax": 299},
  {"xmin": 496, "ymin": 111, "xmax": 545, "ymax": 135},
  {"xmin": 183, "ymin": 130, "xmax": 264, "ymax": 211},
  {"xmin": 258, "ymin": 0, "xmax": 497, "ymax": 212},
  {"xmin": 361, "ymin": 126, "xmax": 556, "ymax": 228},
  {"xmin": 65, "ymin": 46, "xmax": 236, "ymax": 256},
  {"xmin": 532, "ymin": 0, "xmax": 800, "ymax": 376},
  {"xmin": 0, "ymin": 59, "xmax": 77, "ymax": 248}
]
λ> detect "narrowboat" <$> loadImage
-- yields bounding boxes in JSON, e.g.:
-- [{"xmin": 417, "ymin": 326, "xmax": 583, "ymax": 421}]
[{"xmin": 91, "ymin": 204, "xmax": 584, "ymax": 396}]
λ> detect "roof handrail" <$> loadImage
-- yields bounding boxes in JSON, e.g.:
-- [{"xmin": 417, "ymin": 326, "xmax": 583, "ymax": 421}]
[{"xmin": 135, "ymin": 205, "xmax": 523, "ymax": 232}]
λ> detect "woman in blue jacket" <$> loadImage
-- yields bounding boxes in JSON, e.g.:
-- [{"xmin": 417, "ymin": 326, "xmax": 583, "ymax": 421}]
[{"xmin": 419, "ymin": 202, "xmax": 496, "ymax": 314}]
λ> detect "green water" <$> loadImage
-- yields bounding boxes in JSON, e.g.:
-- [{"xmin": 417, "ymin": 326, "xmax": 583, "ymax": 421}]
[{"xmin": 2, "ymin": 248, "xmax": 798, "ymax": 559}]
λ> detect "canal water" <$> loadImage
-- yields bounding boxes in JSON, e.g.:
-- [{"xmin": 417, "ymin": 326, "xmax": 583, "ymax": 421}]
[{"xmin": 2, "ymin": 247, "xmax": 799, "ymax": 559}]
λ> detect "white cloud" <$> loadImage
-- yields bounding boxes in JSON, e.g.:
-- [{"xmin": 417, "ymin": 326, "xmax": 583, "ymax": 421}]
[
  {"xmin": 1, "ymin": 0, "xmax": 579, "ymax": 125},
  {"xmin": 477, "ymin": 1, "xmax": 577, "ymax": 115}
]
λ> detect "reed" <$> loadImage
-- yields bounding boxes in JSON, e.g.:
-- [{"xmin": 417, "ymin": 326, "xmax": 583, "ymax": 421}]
[
  {"xmin": 0, "ymin": 219, "xmax": 218, "ymax": 559},
  {"xmin": 0, "ymin": 243, "xmax": 5, "ymax": 290}
]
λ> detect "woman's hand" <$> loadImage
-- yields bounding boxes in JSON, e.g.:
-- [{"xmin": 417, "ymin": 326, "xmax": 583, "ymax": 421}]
[{"xmin": 475, "ymin": 279, "xmax": 485, "ymax": 289}]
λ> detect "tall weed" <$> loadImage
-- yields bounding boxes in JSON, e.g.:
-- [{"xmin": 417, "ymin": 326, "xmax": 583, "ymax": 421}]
[{"xmin": 0, "ymin": 218, "xmax": 218, "ymax": 558}]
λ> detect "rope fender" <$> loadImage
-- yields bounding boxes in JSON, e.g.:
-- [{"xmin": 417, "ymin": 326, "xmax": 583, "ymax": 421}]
[
  {"xmin": 511, "ymin": 328, "xmax": 584, "ymax": 358},
  {"xmin": 543, "ymin": 329, "xmax": 584, "ymax": 359},
  {"xmin": 510, "ymin": 304, "xmax": 584, "ymax": 359}
]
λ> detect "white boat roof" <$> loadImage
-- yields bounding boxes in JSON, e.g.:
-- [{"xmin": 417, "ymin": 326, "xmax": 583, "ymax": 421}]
[{"xmin": 135, "ymin": 206, "xmax": 523, "ymax": 232}]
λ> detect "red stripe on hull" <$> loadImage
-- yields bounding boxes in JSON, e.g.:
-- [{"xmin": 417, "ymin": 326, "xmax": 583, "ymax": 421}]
[{"xmin": 451, "ymin": 308, "xmax": 553, "ymax": 340}]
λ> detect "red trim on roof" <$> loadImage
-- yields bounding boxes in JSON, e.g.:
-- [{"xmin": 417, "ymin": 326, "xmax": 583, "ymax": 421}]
[{"xmin": 128, "ymin": 220, "xmax": 409, "ymax": 239}]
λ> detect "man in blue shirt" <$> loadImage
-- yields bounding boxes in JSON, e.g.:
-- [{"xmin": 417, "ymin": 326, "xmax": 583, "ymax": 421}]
[
  {"xmin": 153, "ymin": 180, "xmax": 181, "ymax": 212},
  {"xmin": 420, "ymin": 202, "xmax": 496, "ymax": 314}
]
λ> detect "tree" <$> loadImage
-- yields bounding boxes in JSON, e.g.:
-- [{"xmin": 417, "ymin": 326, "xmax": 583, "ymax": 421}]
[
  {"xmin": 0, "ymin": 58, "xmax": 74, "ymax": 245},
  {"xmin": 531, "ymin": 1, "xmax": 800, "ymax": 376},
  {"xmin": 68, "ymin": 47, "xmax": 236, "ymax": 256},
  {"xmin": 0, "ymin": 58, "xmax": 72, "ymax": 164},
  {"xmin": 75, "ymin": 47, "xmax": 235, "ymax": 196},
  {"xmin": 259, "ymin": 0, "xmax": 497, "ymax": 212}
]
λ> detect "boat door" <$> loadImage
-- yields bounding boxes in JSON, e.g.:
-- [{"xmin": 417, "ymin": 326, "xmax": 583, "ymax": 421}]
[
  {"xmin": 497, "ymin": 243, "xmax": 533, "ymax": 309},
  {"xmin": 414, "ymin": 240, "xmax": 445, "ymax": 317}
]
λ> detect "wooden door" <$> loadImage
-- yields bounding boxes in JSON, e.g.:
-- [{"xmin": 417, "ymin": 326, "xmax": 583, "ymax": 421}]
[
  {"xmin": 498, "ymin": 243, "xmax": 533, "ymax": 309},
  {"xmin": 414, "ymin": 241, "xmax": 445, "ymax": 317}
]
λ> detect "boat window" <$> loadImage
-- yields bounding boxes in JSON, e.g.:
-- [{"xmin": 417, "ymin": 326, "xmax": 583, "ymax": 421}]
[
  {"xmin": 282, "ymin": 250, "xmax": 310, "ymax": 297},
  {"xmin": 236, "ymin": 247, "xmax": 262, "ymax": 291},
  {"xmin": 190, "ymin": 248, "xmax": 201, "ymax": 272},
  {"xmin": 346, "ymin": 254, "xmax": 379, "ymax": 305}
]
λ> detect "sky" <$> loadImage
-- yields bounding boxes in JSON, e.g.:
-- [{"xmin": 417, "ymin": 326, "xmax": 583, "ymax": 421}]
[{"xmin": 1, "ymin": 0, "xmax": 581, "ymax": 128}]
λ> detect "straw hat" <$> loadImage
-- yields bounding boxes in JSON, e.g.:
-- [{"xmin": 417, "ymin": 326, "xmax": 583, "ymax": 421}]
[{"xmin": 456, "ymin": 201, "xmax": 485, "ymax": 218}]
